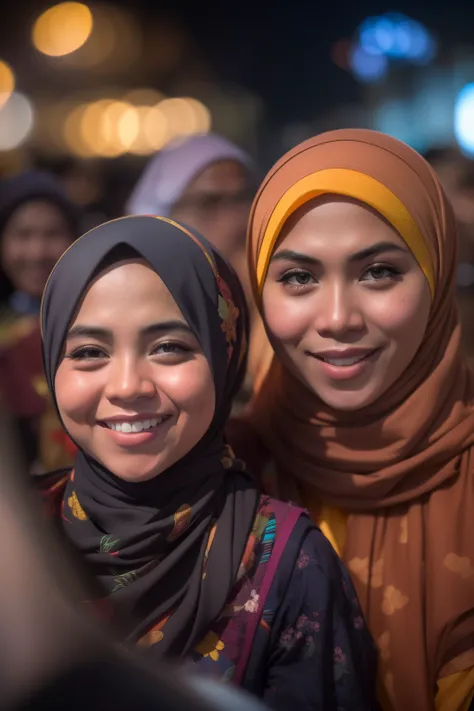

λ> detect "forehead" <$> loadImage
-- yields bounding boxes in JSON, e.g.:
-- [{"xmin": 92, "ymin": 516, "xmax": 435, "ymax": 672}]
[
  {"xmin": 72, "ymin": 259, "xmax": 184, "ymax": 324},
  {"xmin": 184, "ymin": 160, "xmax": 249, "ymax": 195},
  {"xmin": 277, "ymin": 196, "xmax": 404, "ymax": 252}
]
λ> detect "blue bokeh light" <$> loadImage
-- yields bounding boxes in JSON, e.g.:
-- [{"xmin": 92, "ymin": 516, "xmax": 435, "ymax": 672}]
[
  {"xmin": 454, "ymin": 83, "xmax": 474, "ymax": 156},
  {"xmin": 373, "ymin": 17, "xmax": 396, "ymax": 54},
  {"xmin": 349, "ymin": 44, "xmax": 389, "ymax": 83},
  {"xmin": 359, "ymin": 24, "xmax": 383, "ymax": 56},
  {"xmin": 357, "ymin": 13, "xmax": 436, "ymax": 66}
]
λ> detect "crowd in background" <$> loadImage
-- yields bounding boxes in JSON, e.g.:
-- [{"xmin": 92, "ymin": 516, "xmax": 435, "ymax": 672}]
[
  {"xmin": 2, "ymin": 136, "xmax": 474, "ymax": 478},
  {"xmin": 1, "ymin": 130, "xmax": 474, "ymax": 711}
]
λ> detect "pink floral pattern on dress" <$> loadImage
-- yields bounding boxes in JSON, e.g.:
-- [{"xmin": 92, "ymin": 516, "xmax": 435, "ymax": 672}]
[{"xmin": 244, "ymin": 590, "xmax": 260, "ymax": 613}]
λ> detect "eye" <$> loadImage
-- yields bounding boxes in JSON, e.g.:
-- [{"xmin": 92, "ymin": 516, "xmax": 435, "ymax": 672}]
[
  {"xmin": 278, "ymin": 269, "xmax": 316, "ymax": 288},
  {"xmin": 361, "ymin": 264, "xmax": 401, "ymax": 282},
  {"xmin": 67, "ymin": 346, "xmax": 107, "ymax": 360},
  {"xmin": 152, "ymin": 341, "xmax": 192, "ymax": 356}
]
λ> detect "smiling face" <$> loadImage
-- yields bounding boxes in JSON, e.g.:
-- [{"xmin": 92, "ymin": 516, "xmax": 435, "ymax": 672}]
[
  {"xmin": 1, "ymin": 200, "xmax": 74, "ymax": 298},
  {"xmin": 54, "ymin": 259, "xmax": 216, "ymax": 482},
  {"xmin": 262, "ymin": 196, "xmax": 432, "ymax": 411}
]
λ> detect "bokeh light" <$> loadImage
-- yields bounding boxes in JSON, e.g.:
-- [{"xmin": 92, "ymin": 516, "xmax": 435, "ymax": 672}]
[
  {"xmin": 81, "ymin": 100, "xmax": 117, "ymax": 157},
  {"xmin": 62, "ymin": 96, "xmax": 211, "ymax": 158},
  {"xmin": 185, "ymin": 98, "xmax": 212, "ymax": 133},
  {"xmin": 118, "ymin": 94, "xmax": 168, "ymax": 154},
  {"xmin": 0, "ymin": 93, "xmax": 35, "ymax": 151},
  {"xmin": 454, "ymin": 83, "xmax": 474, "ymax": 156},
  {"xmin": 101, "ymin": 101, "xmax": 137, "ymax": 154},
  {"xmin": 117, "ymin": 107, "xmax": 140, "ymax": 149},
  {"xmin": 59, "ymin": 4, "xmax": 140, "ymax": 70},
  {"xmin": 140, "ymin": 107, "xmax": 169, "ymax": 152},
  {"xmin": 0, "ymin": 60, "xmax": 15, "ymax": 109},
  {"xmin": 61, "ymin": 4, "xmax": 115, "ymax": 67},
  {"xmin": 158, "ymin": 97, "xmax": 211, "ymax": 137},
  {"xmin": 349, "ymin": 45, "xmax": 388, "ymax": 83},
  {"xmin": 33, "ymin": 2, "xmax": 93, "ymax": 57},
  {"xmin": 404, "ymin": 22, "xmax": 437, "ymax": 64},
  {"xmin": 357, "ymin": 13, "xmax": 436, "ymax": 65},
  {"xmin": 63, "ymin": 103, "xmax": 94, "ymax": 157}
]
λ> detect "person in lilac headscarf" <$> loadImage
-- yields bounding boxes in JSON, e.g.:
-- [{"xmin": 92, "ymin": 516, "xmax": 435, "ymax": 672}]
[
  {"xmin": 127, "ymin": 134, "xmax": 255, "ymax": 290},
  {"xmin": 127, "ymin": 134, "xmax": 272, "ymax": 406}
]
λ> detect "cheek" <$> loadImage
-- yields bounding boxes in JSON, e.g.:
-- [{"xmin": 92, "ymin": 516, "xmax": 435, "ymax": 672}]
[
  {"xmin": 362, "ymin": 281, "xmax": 431, "ymax": 339},
  {"xmin": 262, "ymin": 285, "xmax": 312, "ymax": 343},
  {"xmin": 157, "ymin": 361, "xmax": 216, "ymax": 416},
  {"xmin": 55, "ymin": 365, "xmax": 102, "ymax": 424}
]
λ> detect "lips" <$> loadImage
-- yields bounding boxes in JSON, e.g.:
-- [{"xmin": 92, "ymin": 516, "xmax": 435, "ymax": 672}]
[
  {"xmin": 306, "ymin": 347, "xmax": 382, "ymax": 382},
  {"xmin": 310, "ymin": 349, "xmax": 378, "ymax": 366},
  {"xmin": 98, "ymin": 414, "xmax": 174, "ymax": 449}
]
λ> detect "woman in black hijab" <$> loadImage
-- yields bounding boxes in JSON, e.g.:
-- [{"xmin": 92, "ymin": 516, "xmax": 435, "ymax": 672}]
[{"xmin": 39, "ymin": 215, "xmax": 378, "ymax": 710}]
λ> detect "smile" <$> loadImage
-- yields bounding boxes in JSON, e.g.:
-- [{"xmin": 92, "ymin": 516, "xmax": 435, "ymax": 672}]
[
  {"xmin": 318, "ymin": 354, "xmax": 369, "ymax": 366},
  {"xmin": 307, "ymin": 348, "xmax": 381, "ymax": 382},
  {"xmin": 102, "ymin": 416, "xmax": 171, "ymax": 433}
]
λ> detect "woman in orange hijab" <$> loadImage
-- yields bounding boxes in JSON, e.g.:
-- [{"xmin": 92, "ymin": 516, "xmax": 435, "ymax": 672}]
[{"xmin": 241, "ymin": 129, "xmax": 474, "ymax": 711}]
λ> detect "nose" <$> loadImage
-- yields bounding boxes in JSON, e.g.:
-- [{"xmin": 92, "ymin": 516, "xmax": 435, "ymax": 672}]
[
  {"xmin": 104, "ymin": 355, "xmax": 156, "ymax": 403},
  {"xmin": 314, "ymin": 282, "xmax": 365, "ymax": 338}
]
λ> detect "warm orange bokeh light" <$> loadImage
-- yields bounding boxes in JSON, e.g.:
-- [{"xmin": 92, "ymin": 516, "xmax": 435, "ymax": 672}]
[
  {"xmin": 0, "ymin": 60, "xmax": 15, "ymax": 109},
  {"xmin": 33, "ymin": 3, "xmax": 93, "ymax": 57}
]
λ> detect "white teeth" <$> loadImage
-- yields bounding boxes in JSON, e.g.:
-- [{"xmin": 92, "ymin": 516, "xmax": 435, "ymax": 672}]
[
  {"xmin": 322, "ymin": 356, "xmax": 366, "ymax": 366},
  {"xmin": 106, "ymin": 417, "xmax": 163, "ymax": 433}
]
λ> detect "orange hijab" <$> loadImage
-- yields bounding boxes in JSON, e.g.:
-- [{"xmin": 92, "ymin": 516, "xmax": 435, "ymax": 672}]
[{"xmin": 247, "ymin": 129, "xmax": 474, "ymax": 710}]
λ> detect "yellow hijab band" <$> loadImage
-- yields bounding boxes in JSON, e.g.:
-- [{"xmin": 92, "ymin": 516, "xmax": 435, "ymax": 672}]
[{"xmin": 255, "ymin": 168, "xmax": 435, "ymax": 299}]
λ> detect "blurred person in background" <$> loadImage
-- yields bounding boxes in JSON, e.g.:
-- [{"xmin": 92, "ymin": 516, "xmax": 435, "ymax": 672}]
[
  {"xmin": 232, "ymin": 129, "xmax": 474, "ymax": 711},
  {"xmin": 0, "ymin": 171, "xmax": 78, "ymax": 473},
  {"xmin": 38, "ymin": 215, "xmax": 378, "ymax": 711},
  {"xmin": 127, "ymin": 134, "xmax": 272, "ymax": 409},
  {"xmin": 426, "ymin": 148, "xmax": 474, "ymax": 363}
]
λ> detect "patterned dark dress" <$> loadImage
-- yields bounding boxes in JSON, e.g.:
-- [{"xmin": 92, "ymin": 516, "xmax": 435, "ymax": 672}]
[{"xmin": 41, "ymin": 474, "xmax": 379, "ymax": 711}]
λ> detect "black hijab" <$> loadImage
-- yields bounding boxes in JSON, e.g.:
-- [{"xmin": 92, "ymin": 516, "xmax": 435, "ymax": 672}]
[{"xmin": 40, "ymin": 215, "xmax": 259, "ymax": 657}]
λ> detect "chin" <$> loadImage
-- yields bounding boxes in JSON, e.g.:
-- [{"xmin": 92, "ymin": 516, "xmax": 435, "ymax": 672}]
[
  {"xmin": 112, "ymin": 468, "xmax": 163, "ymax": 483},
  {"xmin": 316, "ymin": 387, "xmax": 381, "ymax": 412},
  {"xmin": 99, "ymin": 455, "xmax": 169, "ymax": 483}
]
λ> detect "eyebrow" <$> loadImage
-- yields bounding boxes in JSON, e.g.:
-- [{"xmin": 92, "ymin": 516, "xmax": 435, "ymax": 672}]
[
  {"xmin": 66, "ymin": 320, "xmax": 193, "ymax": 340},
  {"xmin": 271, "ymin": 241, "xmax": 407, "ymax": 265}
]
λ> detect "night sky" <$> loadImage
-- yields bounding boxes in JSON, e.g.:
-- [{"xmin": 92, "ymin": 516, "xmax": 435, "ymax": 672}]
[
  {"xmin": 134, "ymin": 0, "xmax": 474, "ymax": 122},
  {"xmin": 3, "ymin": 0, "xmax": 474, "ymax": 126}
]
